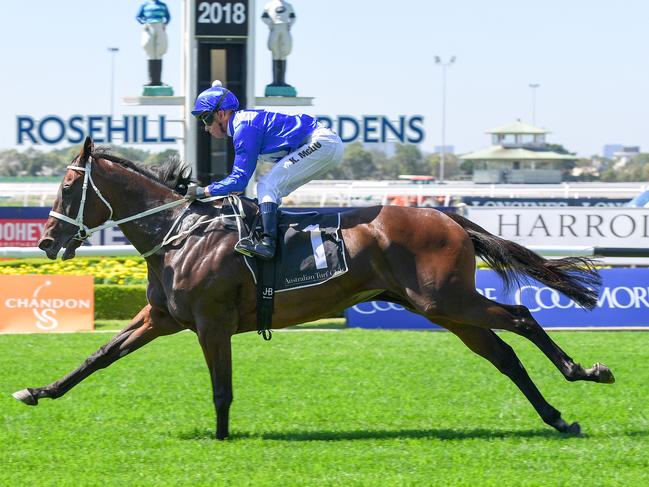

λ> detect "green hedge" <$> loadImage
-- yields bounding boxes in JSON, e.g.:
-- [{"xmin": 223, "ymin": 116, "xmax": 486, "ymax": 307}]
[
  {"xmin": 2, "ymin": 257, "xmax": 351, "ymax": 320},
  {"xmin": 95, "ymin": 284, "xmax": 147, "ymax": 320}
]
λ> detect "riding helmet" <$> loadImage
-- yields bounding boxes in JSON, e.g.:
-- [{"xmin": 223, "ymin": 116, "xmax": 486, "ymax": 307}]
[{"xmin": 191, "ymin": 80, "xmax": 240, "ymax": 116}]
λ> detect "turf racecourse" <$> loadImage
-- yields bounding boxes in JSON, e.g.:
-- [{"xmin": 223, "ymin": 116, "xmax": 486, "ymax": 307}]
[{"xmin": 1, "ymin": 327, "xmax": 648, "ymax": 486}]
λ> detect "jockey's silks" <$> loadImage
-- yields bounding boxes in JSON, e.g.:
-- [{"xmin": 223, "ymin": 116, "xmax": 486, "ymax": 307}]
[{"xmin": 206, "ymin": 110, "xmax": 319, "ymax": 196}]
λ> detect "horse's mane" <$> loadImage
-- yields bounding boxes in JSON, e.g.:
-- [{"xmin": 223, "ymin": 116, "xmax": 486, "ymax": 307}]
[{"xmin": 91, "ymin": 147, "xmax": 193, "ymax": 195}]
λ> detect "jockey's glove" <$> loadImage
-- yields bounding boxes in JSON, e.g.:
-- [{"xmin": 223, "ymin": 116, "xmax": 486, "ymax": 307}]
[{"xmin": 185, "ymin": 183, "xmax": 207, "ymax": 200}]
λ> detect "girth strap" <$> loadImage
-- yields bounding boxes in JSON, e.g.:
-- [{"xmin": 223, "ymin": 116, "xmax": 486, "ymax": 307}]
[{"xmin": 256, "ymin": 250, "xmax": 276, "ymax": 341}]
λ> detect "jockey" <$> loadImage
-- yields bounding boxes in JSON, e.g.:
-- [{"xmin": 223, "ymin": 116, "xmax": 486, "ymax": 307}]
[{"xmin": 188, "ymin": 80, "xmax": 344, "ymax": 260}]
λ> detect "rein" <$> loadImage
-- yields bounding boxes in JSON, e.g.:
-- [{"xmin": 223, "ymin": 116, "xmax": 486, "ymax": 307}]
[{"xmin": 49, "ymin": 157, "xmax": 245, "ymax": 258}]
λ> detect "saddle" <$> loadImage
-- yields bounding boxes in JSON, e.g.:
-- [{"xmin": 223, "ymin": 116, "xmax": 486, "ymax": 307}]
[{"xmin": 220, "ymin": 197, "xmax": 348, "ymax": 340}]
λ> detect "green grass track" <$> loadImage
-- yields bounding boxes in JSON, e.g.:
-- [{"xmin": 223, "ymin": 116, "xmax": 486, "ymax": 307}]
[{"xmin": 1, "ymin": 328, "xmax": 648, "ymax": 486}]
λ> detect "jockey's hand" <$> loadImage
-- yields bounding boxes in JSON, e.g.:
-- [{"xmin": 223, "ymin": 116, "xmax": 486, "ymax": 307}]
[{"xmin": 185, "ymin": 183, "xmax": 207, "ymax": 201}]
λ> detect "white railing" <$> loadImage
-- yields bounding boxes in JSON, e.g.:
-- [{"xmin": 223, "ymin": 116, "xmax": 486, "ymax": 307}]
[
  {"xmin": 2, "ymin": 245, "xmax": 649, "ymax": 264},
  {"xmin": 285, "ymin": 181, "xmax": 648, "ymax": 207},
  {"xmin": 0, "ymin": 245, "xmax": 138, "ymax": 258},
  {"xmin": 2, "ymin": 180, "xmax": 647, "ymax": 207}
]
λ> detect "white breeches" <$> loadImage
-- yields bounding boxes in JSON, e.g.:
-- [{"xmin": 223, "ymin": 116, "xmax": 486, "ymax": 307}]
[
  {"xmin": 141, "ymin": 23, "xmax": 168, "ymax": 60},
  {"xmin": 257, "ymin": 126, "xmax": 344, "ymax": 205},
  {"xmin": 267, "ymin": 25, "xmax": 292, "ymax": 60}
]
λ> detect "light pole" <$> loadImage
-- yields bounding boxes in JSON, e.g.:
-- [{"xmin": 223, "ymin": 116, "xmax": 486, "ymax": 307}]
[
  {"xmin": 435, "ymin": 56, "xmax": 456, "ymax": 183},
  {"xmin": 529, "ymin": 83, "xmax": 540, "ymax": 125},
  {"xmin": 107, "ymin": 47, "xmax": 120, "ymax": 117}
]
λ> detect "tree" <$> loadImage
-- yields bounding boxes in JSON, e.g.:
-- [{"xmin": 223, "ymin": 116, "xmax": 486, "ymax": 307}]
[
  {"xmin": 0, "ymin": 145, "xmax": 182, "ymax": 179},
  {"xmin": 371, "ymin": 147, "xmax": 398, "ymax": 179},
  {"xmin": 545, "ymin": 143, "xmax": 573, "ymax": 155},
  {"xmin": 599, "ymin": 153, "xmax": 649, "ymax": 182},
  {"xmin": 347, "ymin": 142, "xmax": 379, "ymax": 179},
  {"xmin": 145, "ymin": 149, "xmax": 181, "ymax": 165},
  {"xmin": 327, "ymin": 142, "xmax": 378, "ymax": 179},
  {"xmin": 426, "ymin": 152, "xmax": 462, "ymax": 180},
  {"xmin": 459, "ymin": 158, "xmax": 475, "ymax": 175},
  {"xmin": 19, "ymin": 148, "xmax": 51, "ymax": 176},
  {"xmin": 391, "ymin": 143, "xmax": 427, "ymax": 176},
  {"xmin": 0, "ymin": 150, "xmax": 23, "ymax": 177}
]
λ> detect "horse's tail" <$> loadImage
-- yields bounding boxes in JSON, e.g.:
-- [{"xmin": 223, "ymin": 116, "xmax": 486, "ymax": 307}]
[{"xmin": 446, "ymin": 212, "xmax": 601, "ymax": 310}]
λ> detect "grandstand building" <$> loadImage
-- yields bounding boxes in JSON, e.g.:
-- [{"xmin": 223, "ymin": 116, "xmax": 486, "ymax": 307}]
[{"xmin": 460, "ymin": 121, "xmax": 576, "ymax": 184}]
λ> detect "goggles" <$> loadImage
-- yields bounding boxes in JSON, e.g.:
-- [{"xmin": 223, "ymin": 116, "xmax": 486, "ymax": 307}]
[
  {"xmin": 197, "ymin": 92, "xmax": 229, "ymax": 126},
  {"xmin": 198, "ymin": 111, "xmax": 216, "ymax": 126}
]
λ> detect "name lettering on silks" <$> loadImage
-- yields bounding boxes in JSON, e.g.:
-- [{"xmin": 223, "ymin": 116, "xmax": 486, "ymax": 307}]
[
  {"xmin": 286, "ymin": 141, "xmax": 322, "ymax": 164},
  {"xmin": 298, "ymin": 141, "xmax": 321, "ymax": 158}
]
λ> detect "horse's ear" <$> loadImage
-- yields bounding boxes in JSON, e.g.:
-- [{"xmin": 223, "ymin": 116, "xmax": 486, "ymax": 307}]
[{"xmin": 82, "ymin": 136, "xmax": 94, "ymax": 160}]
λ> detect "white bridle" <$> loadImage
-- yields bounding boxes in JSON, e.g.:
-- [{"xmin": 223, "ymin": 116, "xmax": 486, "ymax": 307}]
[
  {"xmin": 49, "ymin": 157, "xmax": 188, "ymax": 242},
  {"xmin": 48, "ymin": 157, "xmax": 245, "ymax": 257}
]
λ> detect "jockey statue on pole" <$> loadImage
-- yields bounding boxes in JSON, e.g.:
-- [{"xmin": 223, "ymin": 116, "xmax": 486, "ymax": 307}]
[
  {"xmin": 136, "ymin": 0, "xmax": 172, "ymax": 93},
  {"xmin": 262, "ymin": 0, "xmax": 297, "ymax": 97}
]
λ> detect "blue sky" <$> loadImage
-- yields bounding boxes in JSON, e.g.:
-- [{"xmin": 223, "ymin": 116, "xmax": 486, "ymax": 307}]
[{"xmin": 1, "ymin": 0, "xmax": 647, "ymax": 157}]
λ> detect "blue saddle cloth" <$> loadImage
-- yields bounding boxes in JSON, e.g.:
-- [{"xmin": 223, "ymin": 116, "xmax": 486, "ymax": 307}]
[{"xmin": 231, "ymin": 202, "xmax": 348, "ymax": 292}]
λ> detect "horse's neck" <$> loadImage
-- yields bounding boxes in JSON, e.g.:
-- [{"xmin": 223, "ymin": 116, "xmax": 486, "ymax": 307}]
[{"xmin": 94, "ymin": 160, "xmax": 184, "ymax": 255}]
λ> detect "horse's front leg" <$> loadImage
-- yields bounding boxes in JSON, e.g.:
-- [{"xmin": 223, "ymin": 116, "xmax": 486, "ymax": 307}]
[
  {"xmin": 196, "ymin": 321, "xmax": 235, "ymax": 440},
  {"xmin": 13, "ymin": 304, "xmax": 183, "ymax": 405}
]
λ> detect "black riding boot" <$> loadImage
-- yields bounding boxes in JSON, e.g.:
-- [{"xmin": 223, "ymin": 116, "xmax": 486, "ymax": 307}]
[
  {"xmin": 277, "ymin": 60, "xmax": 287, "ymax": 86},
  {"xmin": 146, "ymin": 60, "xmax": 155, "ymax": 86},
  {"xmin": 151, "ymin": 59, "xmax": 162, "ymax": 86},
  {"xmin": 272, "ymin": 60, "xmax": 281, "ymax": 86},
  {"xmin": 236, "ymin": 202, "xmax": 278, "ymax": 260}
]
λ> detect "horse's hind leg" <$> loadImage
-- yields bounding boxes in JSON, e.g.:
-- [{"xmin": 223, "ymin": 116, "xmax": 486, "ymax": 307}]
[
  {"xmin": 444, "ymin": 322, "xmax": 580, "ymax": 434},
  {"xmin": 498, "ymin": 303, "xmax": 614, "ymax": 383},
  {"xmin": 442, "ymin": 294, "xmax": 614, "ymax": 384},
  {"xmin": 12, "ymin": 305, "xmax": 183, "ymax": 405}
]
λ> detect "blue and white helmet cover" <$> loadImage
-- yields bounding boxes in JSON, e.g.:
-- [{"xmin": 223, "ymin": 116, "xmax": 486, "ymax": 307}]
[{"xmin": 191, "ymin": 80, "xmax": 240, "ymax": 116}]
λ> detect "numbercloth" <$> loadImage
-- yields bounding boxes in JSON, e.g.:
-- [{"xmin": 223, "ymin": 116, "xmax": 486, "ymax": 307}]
[{"xmin": 243, "ymin": 210, "xmax": 348, "ymax": 293}]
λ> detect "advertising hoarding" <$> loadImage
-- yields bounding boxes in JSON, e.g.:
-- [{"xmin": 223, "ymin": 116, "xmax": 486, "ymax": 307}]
[
  {"xmin": 0, "ymin": 208, "xmax": 129, "ymax": 247},
  {"xmin": 0, "ymin": 275, "xmax": 94, "ymax": 333},
  {"xmin": 347, "ymin": 269, "xmax": 649, "ymax": 329},
  {"xmin": 462, "ymin": 197, "xmax": 628, "ymax": 208},
  {"xmin": 467, "ymin": 207, "xmax": 649, "ymax": 247}
]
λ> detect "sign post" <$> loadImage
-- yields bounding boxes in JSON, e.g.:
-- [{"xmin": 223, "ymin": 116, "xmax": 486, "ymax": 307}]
[{"xmin": 188, "ymin": 0, "xmax": 255, "ymax": 185}]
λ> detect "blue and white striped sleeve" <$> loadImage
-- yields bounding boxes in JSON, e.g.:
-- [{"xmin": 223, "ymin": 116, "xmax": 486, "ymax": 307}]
[{"xmin": 136, "ymin": 5, "xmax": 146, "ymax": 24}]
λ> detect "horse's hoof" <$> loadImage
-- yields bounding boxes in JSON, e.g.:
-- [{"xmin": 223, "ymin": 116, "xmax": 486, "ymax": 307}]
[
  {"xmin": 12, "ymin": 388, "xmax": 38, "ymax": 406},
  {"xmin": 594, "ymin": 363, "xmax": 615, "ymax": 384},
  {"xmin": 564, "ymin": 421, "xmax": 581, "ymax": 436},
  {"xmin": 549, "ymin": 416, "xmax": 581, "ymax": 435}
]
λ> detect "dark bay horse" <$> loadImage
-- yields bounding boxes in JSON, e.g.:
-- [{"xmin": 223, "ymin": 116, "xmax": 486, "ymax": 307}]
[{"xmin": 13, "ymin": 137, "xmax": 614, "ymax": 439}]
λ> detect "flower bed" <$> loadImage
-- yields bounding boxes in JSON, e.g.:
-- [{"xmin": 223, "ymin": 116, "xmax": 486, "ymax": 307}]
[{"xmin": 0, "ymin": 256, "xmax": 147, "ymax": 285}]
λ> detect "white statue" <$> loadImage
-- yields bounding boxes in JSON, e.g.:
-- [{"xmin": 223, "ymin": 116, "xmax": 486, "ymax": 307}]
[
  {"xmin": 136, "ymin": 0, "xmax": 171, "ymax": 87},
  {"xmin": 262, "ymin": 0, "xmax": 296, "ymax": 93}
]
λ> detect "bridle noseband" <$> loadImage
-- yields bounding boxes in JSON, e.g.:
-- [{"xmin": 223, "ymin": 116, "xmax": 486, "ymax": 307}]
[{"xmin": 49, "ymin": 157, "xmax": 114, "ymax": 242}]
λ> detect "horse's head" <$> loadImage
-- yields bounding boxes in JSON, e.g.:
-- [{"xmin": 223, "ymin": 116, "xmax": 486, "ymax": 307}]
[{"xmin": 38, "ymin": 136, "xmax": 113, "ymax": 260}]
